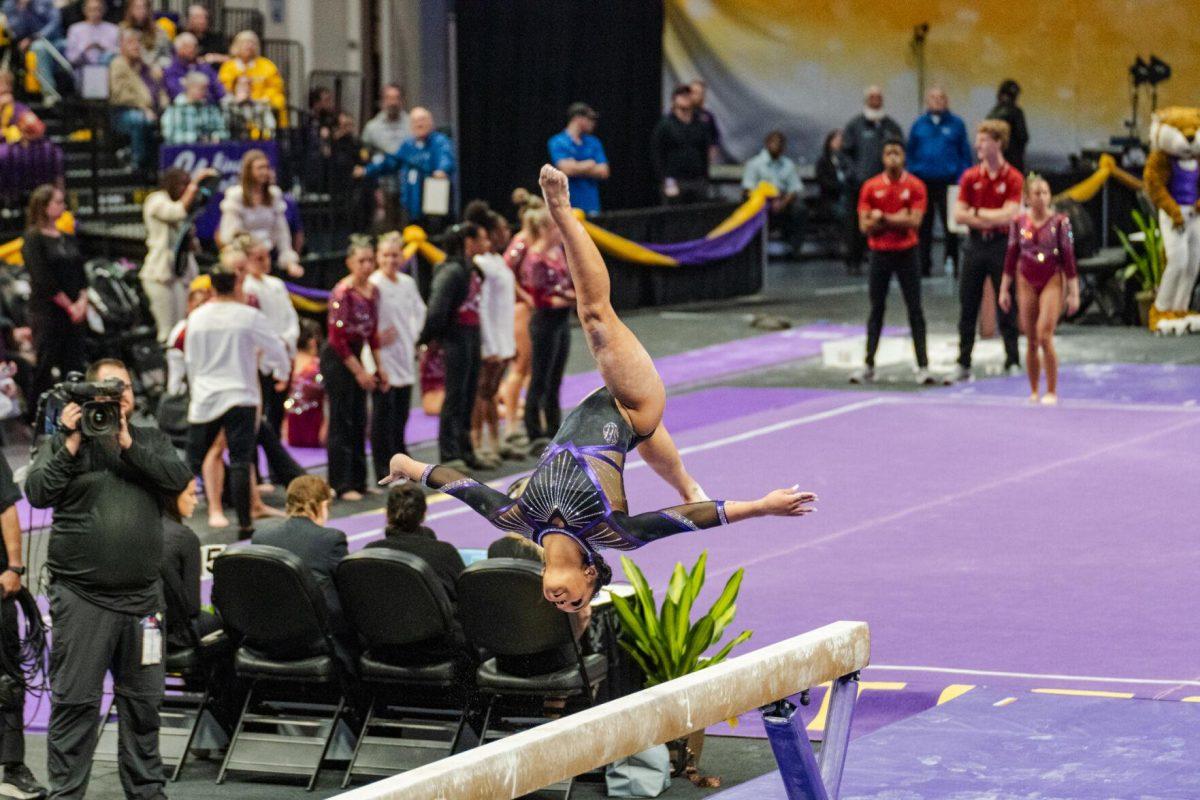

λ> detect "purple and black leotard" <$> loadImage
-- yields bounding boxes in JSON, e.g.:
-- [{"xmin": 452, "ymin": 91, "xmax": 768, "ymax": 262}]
[{"xmin": 419, "ymin": 387, "xmax": 728, "ymax": 562}]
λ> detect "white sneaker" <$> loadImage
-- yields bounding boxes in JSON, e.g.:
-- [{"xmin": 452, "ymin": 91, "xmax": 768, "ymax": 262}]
[
  {"xmin": 1040, "ymin": 393, "xmax": 1059, "ymax": 406},
  {"xmin": 948, "ymin": 365, "xmax": 973, "ymax": 384},
  {"xmin": 914, "ymin": 368, "xmax": 936, "ymax": 385},
  {"xmin": 849, "ymin": 367, "xmax": 875, "ymax": 385}
]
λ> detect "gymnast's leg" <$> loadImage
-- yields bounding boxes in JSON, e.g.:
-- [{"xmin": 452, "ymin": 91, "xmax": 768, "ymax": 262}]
[
  {"xmin": 539, "ymin": 165, "xmax": 665, "ymax": 437},
  {"xmin": 636, "ymin": 425, "xmax": 709, "ymax": 503}
]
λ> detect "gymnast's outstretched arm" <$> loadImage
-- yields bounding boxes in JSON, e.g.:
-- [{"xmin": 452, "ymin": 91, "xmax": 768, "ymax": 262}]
[
  {"xmin": 613, "ymin": 487, "xmax": 818, "ymax": 545},
  {"xmin": 380, "ymin": 454, "xmax": 513, "ymax": 524}
]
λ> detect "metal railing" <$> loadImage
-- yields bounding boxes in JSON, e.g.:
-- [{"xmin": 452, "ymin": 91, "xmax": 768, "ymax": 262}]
[{"xmin": 263, "ymin": 39, "xmax": 306, "ymax": 113}]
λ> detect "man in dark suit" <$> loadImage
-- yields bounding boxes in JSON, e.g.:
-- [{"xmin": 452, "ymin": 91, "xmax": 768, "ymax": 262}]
[
  {"xmin": 252, "ymin": 476, "xmax": 348, "ymax": 629},
  {"xmin": 365, "ymin": 483, "xmax": 464, "ymax": 601}
]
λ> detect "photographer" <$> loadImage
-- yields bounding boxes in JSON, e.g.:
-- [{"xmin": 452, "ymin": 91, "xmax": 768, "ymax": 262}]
[
  {"xmin": 140, "ymin": 166, "xmax": 218, "ymax": 341},
  {"xmin": 0, "ymin": 453, "xmax": 45, "ymax": 800},
  {"xmin": 25, "ymin": 359, "xmax": 191, "ymax": 800}
]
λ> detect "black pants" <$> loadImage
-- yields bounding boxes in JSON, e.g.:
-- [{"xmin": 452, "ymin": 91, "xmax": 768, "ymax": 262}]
[
  {"xmin": 917, "ymin": 178, "xmax": 959, "ymax": 276},
  {"xmin": 844, "ymin": 181, "xmax": 867, "ymax": 270},
  {"xmin": 525, "ymin": 308, "xmax": 571, "ymax": 441},
  {"xmin": 321, "ymin": 344, "xmax": 369, "ymax": 495},
  {"xmin": 187, "ymin": 405, "xmax": 257, "ymax": 530},
  {"xmin": 256, "ymin": 374, "xmax": 304, "ymax": 487},
  {"xmin": 438, "ymin": 327, "xmax": 481, "ymax": 462},
  {"xmin": 31, "ymin": 312, "xmax": 87, "ymax": 409},
  {"xmin": 0, "ymin": 598, "xmax": 24, "ymax": 765},
  {"xmin": 866, "ymin": 247, "xmax": 928, "ymax": 368},
  {"xmin": 47, "ymin": 582, "xmax": 165, "ymax": 800},
  {"xmin": 371, "ymin": 384, "xmax": 412, "ymax": 482},
  {"xmin": 958, "ymin": 236, "xmax": 1020, "ymax": 369}
]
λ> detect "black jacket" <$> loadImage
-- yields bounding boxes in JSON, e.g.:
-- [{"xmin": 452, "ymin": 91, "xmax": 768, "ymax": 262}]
[
  {"xmin": 252, "ymin": 516, "xmax": 348, "ymax": 620},
  {"xmin": 160, "ymin": 517, "xmax": 203, "ymax": 647},
  {"xmin": 418, "ymin": 259, "xmax": 471, "ymax": 346},
  {"xmin": 986, "ymin": 102, "xmax": 1029, "ymax": 172},
  {"xmin": 650, "ymin": 112, "xmax": 711, "ymax": 182},
  {"xmin": 364, "ymin": 529, "xmax": 465, "ymax": 601},
  {"xmin": 26, "ymin": 424, "xmax": 192, "ymax": 614},
  {"xmin": 841, "ymin": 113, "xmax": 904, "ymax": 185}
]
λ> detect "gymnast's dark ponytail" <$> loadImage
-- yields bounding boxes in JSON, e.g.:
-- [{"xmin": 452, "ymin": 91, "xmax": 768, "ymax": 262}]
[{"xmin": 590, "ymin": 552, "xmax": 614, "ymax": 598}]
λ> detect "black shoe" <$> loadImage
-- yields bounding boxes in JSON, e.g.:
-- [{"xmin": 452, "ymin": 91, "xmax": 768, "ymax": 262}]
[{"xmin": 1, "ymin": 763, "xmax": 46, "ymax": 800}]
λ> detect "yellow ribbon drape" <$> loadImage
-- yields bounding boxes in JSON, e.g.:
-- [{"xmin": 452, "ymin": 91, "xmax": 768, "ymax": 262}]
[
  {"xmin": 401, "ymin": 225, "xmax": 447, "ymax": 266},
  {"xmin": 1054, "ymin": 153, "xmax": 1144, "ymax": 204},
  {"xmin": 1, "ymin": 212, "xmax": 78, "ymax": 266},
  {"xmin": 576, "ymin": 181, "xmax": 779, "ymax": 268},
  {"xmin": 290, "ymin": 294, "xmax": 329, "ymax": 314}
]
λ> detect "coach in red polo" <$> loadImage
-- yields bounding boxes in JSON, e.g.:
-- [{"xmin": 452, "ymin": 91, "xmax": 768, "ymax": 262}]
[
  {"xmin": 851, "ymin": 137, "xmax": 932, "ymax": 385},
  {"xmin": 951, "ymin": 119, "xmax": 1024, "ymax": 382}
]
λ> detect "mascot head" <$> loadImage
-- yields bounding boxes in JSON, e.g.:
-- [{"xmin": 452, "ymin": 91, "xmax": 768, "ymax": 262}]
[{"xmin": 1149, "ymin": 107, "xmax": 1200, "ymax": 159}]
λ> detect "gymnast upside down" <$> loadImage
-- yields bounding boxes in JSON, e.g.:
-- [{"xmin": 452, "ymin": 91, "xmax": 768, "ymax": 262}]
[{"xmin": 381, "ymin": 165, "xmax": 817, "ymax": 612}]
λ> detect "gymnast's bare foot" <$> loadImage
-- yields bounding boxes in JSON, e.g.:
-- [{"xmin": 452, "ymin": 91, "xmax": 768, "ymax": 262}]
[{"xmin": 539, "ymin": 164, "xmax": 571, "ymax": 212}]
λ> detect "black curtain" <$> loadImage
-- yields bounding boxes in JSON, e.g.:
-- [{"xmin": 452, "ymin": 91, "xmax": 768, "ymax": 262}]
[{"xmin": 454, "ymin": 0, "xmax": 663, "ymax": 215}]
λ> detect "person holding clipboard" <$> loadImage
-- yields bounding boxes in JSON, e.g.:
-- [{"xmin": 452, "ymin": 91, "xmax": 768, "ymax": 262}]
[{"xmin": 357, "ymin": 106, "xmax": 455, "ymax": 229}]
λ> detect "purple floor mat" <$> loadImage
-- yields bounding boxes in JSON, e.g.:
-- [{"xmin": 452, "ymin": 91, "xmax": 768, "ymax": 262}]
[
  {"xmin": 942, "ymin": 362, "xmax": 1200, "ymax": 406},
  {"xmin": 713, "ymin": 689, "xmax": 1200, "ymax": 799}
]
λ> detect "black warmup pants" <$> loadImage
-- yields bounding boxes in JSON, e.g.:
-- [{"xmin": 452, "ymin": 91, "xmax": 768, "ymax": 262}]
[
  {"xmin": 866, "ymin": 247, "xmax": 928, "ymax": 368},
  {"xmin": 47, "ymin": 582, "xmax": 164, "ymax": 800},
  {"xmin": 957, "ymin": 236, "xmax": 1020, "ymax": 369},
  {"xmin": 187, "ymin": 405, "xmax": 258, "ymax": 530},
  {"xmin": 524, "ymin": 308, "xmax": 571, "ymax": 441},
  {"xmin": 30, "ymin": 313, "xmax": 87, "ymax": 409},
  {"xmin": 321, "ymin": 344, "xmax": 369, "ymax": 495},
  {"xmin": 371, "ymin": 383, "xmax": 412, "ymax": 482},
  {"xmin": 438, "ymin": 327, "xmax": 481, "ymax": 463},
  {"xmin": 257, "ymin": 373, "xmax": 304, "ymax": 487},
  {"xmin": 917, "ymin": 177, "xmax": 959, "ymax": 276},
  {"xmin": 0, "ymin": 598, "xmax": 25, "ymax": 764}
]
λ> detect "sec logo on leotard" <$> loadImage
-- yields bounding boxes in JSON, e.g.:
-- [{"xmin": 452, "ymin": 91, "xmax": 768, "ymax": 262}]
[{"xmin": 603, "ymin": 422, "xmax": 619, "ymax": 445}]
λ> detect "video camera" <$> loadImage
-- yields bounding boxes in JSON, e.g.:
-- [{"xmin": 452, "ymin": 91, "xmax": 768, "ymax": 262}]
[{"xmin": 34, "ymin": 372, "xmax": 125, "ymax": 441}]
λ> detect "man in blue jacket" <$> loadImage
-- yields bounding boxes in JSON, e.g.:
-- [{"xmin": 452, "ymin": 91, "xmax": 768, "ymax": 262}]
[
  {"xmin": 360, "ymin": 106, "xmax": 455, "ymax": 227},
  {"xmin": 907, "ymin": 87, "xmax": 972, "ymax": 276}
]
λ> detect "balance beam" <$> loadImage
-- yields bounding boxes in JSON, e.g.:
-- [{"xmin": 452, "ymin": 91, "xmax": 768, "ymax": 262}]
[{"xmin": 336, "ymin": 620, "xmax": 870, "ymax": 800}]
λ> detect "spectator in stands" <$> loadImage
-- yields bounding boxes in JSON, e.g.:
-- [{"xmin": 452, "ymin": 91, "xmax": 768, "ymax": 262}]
[
  {"xmin": 651, "ymin": 84, "xmax": 711, "ymax": 204},
  {"xmin": 161, "ymin": 70, "xmax": 228, "ymax": 143},
  {"xmin": 163, "ymin": 31, "xmax": 222, "ymax": 102},
  {"xmin": 307, "ymin": 85, "xmax": 336, "ymax": 140},
  {"xmin": 487, "ymin": 533, "xmax": 543, "ymax": 561},
  {"xmin": 218, "ymin": 30, "xmax": 286, "ymax": 126},
  {"xmin": 365, "ymin": 482, "xmax": 465, "ymax": 600},
  {"xmin": 286, "ymin": 318, "xmax": 325, "ymax": 448},
  {"xmin": 742, "ymin": 129, "xmax": 805, "ymax": 255},
  {"xmin": 119, "ymin": 0, "xmax": 168, "ymax": 67},
  {"xmin": 2, "ymin": 0, "xmax": 63, "ymax": 104},
  {"xmin": 65, "ymin": 0, "xmax": 119, "ymax": 74},
  {"xmin": 218, "ymin": 148, "xmax": 303, "ymax": 276},
  {"xmin": 141, "ymin": 166, "xmax": 215, "ymax": 340},
  {"xmin": 23, "ymin": 184, "xmax": 88, "ymax": 404},
  {"xmin": 907, "ymin": 86, "xmax": 972, "ymax": 277},
  {"xmin": 251, "ymin": 475, "xmax": 352, "ymax": 653},
  {"xmin": 841, "ymin": 85, "xmax": 903, "ymax": 275},
  {"xmin": 418, "ymin": 222, "xmax": 488, "ymax": 469},
  {"xmin": 184, "ymin": 3, "xmax": 226, "ymax": 65},
  {"xmin": 321, "ymin": 238, "xmax": 389, "ymax": 500},
  {"xmin": 815, "ymin": 129, "xmax": 850, "ymax": 230},
  {"xmin": 0, "ymin": 70, "xmax": 33, "ymax": 143},
  {"xmin": 987, "ymin": 79, "xmax": 1029, "ymax": 172},
  {"xmin": 358, "ymin": 106, "xmax": 455, "ymax": 227},
  {"xmin": 221, "ymin": 72, "xmax": 275, "ymax": 140},
  {"xmin": 185, "ymin": 249, "xmax": 290, "ymax": 537},
  {"xmin": 160, "ymin": 479, "xmax": 221, "ymax": 650},
  {"xmin": 109, "ymin": 28, "xmax": 167, "ymax": 174},
  {"xmin": 547, "ymin": 102, "xmax": 608, "ymax": 215},
  {"xmin": 361, "ymin": 83, "xmax": 409, "ymax": 229},
  {"xmin": 0, "ymin": 111, "xmax": 64, "ymax": 200},
  {"xmin": 690, "ymin": 79, "xmax": 722, "ymax": 163},
  {"xmin": 520, "ymin": 207, "xmax": 574, "ymax": 454},
  {"xmin": 369, "ymin": 231, "xmax": 424, "ymax": 483}
]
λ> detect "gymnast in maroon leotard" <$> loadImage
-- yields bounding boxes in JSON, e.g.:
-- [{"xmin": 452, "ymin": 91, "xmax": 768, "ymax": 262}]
[
  {"xmin": 382, "ymin": 165, "xmax": 818, "ymax": 613},
  {"xmin": 999, "ymin": 176, "xmax": 1081, "ymax": 404}
]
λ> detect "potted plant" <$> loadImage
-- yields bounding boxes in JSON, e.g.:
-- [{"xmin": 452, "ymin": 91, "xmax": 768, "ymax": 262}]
[
  {"xmin": 1115, "ymin": 208, "xmax": 1165, "ymax": 327},
  {"xmin": 610, "ymin": 551, "xmax": 752, "ymax": 785}
]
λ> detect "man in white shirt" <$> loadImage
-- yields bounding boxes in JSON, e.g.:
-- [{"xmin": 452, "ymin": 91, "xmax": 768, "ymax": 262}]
[
  {"xmin": 368, "ymin": 232, "xmax": 425, "ymax": 482},
  {"xmin": 742, "ymin": 130, "xmax": 806, "ymax": 256},
  {"xmin": 361, "ymin": 84, "xmax": 410, "ymax": 230},
  {"xmin": 184, "ymin": 251, "xmax": 290, "ymax": 536}
]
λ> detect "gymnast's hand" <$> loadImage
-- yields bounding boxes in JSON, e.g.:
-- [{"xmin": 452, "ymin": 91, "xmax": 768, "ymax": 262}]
[
  {"xmin": 379, "ymin": 452, "xmax": 423, "ymax": 486},
  {"xmin": 539, "ymin": 164, "xmax": 571, "ymax": 211},
  {"xmin": 760, "ymin": 486, "xmax": 818, "ymax": 517}
]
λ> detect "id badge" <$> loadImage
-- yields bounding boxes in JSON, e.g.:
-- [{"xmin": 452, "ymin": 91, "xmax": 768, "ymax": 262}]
[{"xmin": 140, "ymin": 613, "xmax": 163, "ymax": 666}]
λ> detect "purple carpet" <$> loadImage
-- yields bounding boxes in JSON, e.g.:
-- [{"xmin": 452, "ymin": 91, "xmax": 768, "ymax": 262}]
[
  {"xmin": 713, "ymin": 689, "xmax": 1200, "ymax": 799},
  {"xmin": 941, "ymin": 362, "xmax": 1200, "ymax": 406}
]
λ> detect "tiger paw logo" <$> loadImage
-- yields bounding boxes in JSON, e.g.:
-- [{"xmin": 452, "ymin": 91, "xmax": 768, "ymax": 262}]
[{"xmin": 602, "ymin": 422, "xmax": 619, "ymax": 445}]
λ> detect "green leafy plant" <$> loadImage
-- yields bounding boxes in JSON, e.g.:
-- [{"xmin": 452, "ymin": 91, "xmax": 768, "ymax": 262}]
[
  {"xmin": 1115, "ymin": 208, "xmax": 1165, "ymax": 293},
  {"xmin": 610, "ymin": 551, "xmax": 752, "ymax": 688}
]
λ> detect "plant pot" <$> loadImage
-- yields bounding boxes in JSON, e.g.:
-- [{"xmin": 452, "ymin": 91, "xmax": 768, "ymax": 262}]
[{"xmin": 1136, "ymin": 290, "xmax": 1155, "ymax": 328}]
